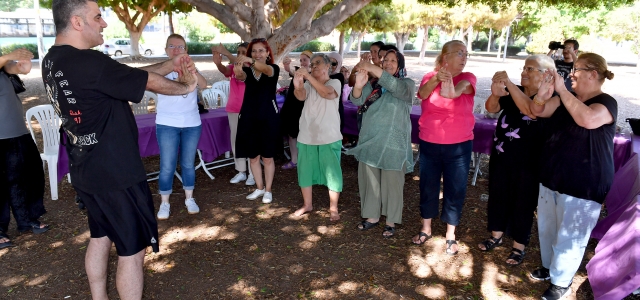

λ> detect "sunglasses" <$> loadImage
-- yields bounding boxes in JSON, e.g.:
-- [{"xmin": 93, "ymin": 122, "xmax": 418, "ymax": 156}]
[
  {"xmin": 331, "ymin": 62, "xmax": 338, "ymax": 66},
  {"xmin": 251, "ymin": 38, "xmax": 267, "ymax": 43}
]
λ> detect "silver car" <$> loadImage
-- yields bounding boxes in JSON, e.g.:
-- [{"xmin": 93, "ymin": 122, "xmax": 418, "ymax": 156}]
[{"xmin": 99, "ymin": 38, "xmax": 153, "ymax": 56}]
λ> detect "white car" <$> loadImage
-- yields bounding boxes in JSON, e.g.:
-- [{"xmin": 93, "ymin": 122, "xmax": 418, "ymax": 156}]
[{"xmin": 99, "ymin": 38, "xmax": 153, "ymax": 56}]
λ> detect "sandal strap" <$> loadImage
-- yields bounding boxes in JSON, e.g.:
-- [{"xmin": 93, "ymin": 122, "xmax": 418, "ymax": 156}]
[{"xmin": 511, "ymin": 247, "xmax": 525, "ymax": 255}]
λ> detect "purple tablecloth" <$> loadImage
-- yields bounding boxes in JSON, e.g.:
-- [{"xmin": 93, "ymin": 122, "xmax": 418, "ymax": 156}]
[
  {"xmin": 587, "ymin": 154, "xmax": 640, "ymax": 300},
  {"xmin": 57, "ymin": 108, "xmax": 232, "ymax": 181}
]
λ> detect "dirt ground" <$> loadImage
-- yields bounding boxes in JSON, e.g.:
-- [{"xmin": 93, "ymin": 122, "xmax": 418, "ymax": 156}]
[{"xmin": 2, "ymin": 53, "xmax": 639, "ymax": 299}]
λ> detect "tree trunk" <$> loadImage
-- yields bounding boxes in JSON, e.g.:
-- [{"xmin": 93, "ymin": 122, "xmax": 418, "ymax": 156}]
[
  {"xmin": 487, "ymin": 28, "xmax": 492, "ymax": 52},
  {"xmin": 338, "ymin": 30, "xmax": 345, "ymax": 56},
  {"xmin": 393, "ymin": 32, "xmax": 409, "ymax": 54},
  {"xmin": 345, "ymin": 31, "xmax": 357, "ymax": 54},
  {"xmin": 168, "ymin": 11, "xmax": 175, "ymax": 35},
  {"xmin": 466, "ymin": 26, "xmax": 473, "ymax": 52},
  {"xmin": 419, "ymin": 25, "xmax": 429, "ymax": 63},
  {"xmin": 356, "ymin": 32, "xmax": 364, "ymax": 57},
  {"xmin": 497, "ymin": 28, "xmax": 506, "ymax": 58},
  {"xmin": 129, "ymin": 30, "xmax": 143, "ymax": 58}
]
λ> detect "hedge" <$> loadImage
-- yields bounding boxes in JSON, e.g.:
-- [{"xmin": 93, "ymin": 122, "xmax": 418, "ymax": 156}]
[
  {"xmin": 186, "ymin": 42, "xmax": 240, "ymax": 55},
  {"xmin": 293, "ymin": 41, "xmax": 335, "ymax": 52},
  {"xmin": 506, "ymin": 46, "xmax": 522, "ymax": 56},
  {"xmin": 0, "ymin": 43, "xmax": 39, "ymax": 59},
  {"xmin": 358, "ymin": 41, "xmax": 414, "ymax": 51}
]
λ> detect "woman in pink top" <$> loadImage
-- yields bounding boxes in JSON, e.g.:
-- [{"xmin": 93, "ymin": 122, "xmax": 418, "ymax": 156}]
[
  {"xmin": 411, "ymin": 40, "xmax": 477, "ymax": 255},
  {"xmin": 212, "ymin": 42, "xmax": 256, "ymax": 186}
]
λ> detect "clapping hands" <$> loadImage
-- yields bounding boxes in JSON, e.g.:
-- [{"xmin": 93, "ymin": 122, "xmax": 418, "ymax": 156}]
[
  {"xmin": 176, "ymin": 56, "xmax": 197, "ymax": 93},
  {"xmin": 438, "ymin": 64, "xmax": 456, "ymax": 99}
]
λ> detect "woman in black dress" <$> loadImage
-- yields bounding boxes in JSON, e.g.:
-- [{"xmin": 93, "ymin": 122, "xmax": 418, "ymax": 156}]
[
  {"xmin": 233, "ymin": 39, "xmax": 281, "ymax": 204},
  {"xmin": 327, "ymin": 52, "xmax": 345, "ymax": 132},
  {"xmin": 478, "ymin": 55, "xmax": 556, "ymax": 265}
]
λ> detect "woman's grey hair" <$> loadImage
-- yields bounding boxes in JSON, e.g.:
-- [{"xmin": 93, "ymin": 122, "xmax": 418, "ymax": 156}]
[
  {"xmin": 525, "ymin": 55, "xmax": 555, "ymax": 71},
  {"xmin": 311, "ymin": 53, "xmax": 331, "ymax": 66}
]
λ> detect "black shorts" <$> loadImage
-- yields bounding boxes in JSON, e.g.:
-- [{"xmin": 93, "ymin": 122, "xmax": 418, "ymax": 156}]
[{"xmin": 75, "ymin": 181, "xmax": 159, "ymax": 256}]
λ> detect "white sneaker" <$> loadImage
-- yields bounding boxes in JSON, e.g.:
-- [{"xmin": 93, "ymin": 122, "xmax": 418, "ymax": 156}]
[
  {"xmin": 246, "ymin": 188, "xmax": 265, "ymax": 200},
  {"xmin": 230, "ymin": 172, "xmax": 247, "ymax": 184},
  {"xmin": 157, "ymin": 202, "xmax": 170, "ymax": 220},
  {"xmin": 245, "ymin": 174, "xmax": 256, "ymax": 185},
  {"xmin": 185, "ymin": 198, "xmax": 200, "ymax": 214},
  {"xmin": 262, "ymin": 192, "xmax": 273, "ymax": 204}
]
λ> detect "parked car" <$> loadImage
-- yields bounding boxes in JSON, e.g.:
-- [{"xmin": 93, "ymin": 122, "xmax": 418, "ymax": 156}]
[{"xmin": 99, "ymin": 38, "xmax": 153, "ymax": 56}]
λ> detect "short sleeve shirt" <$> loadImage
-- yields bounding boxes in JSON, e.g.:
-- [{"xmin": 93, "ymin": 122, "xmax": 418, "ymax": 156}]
[
  {"xmin": 0, "ymin": 70, "xmax": 29, "ymax": 139},
  {"xmin": 225, "ymin": 64, "xmax": 246, "ymax": 113},
  {"xmin": 554, "ymin": 60, "xmax": 573, "ymax": 92},
  {"xmin": 42, "ymin": 45, "xmax": 148, "ymax": 194},
  {"xmin": 156, "ymin": 71, "xmax": 201, "ymax": 128},
  {"xmin": 540, "ymin": 93, "xmax": 618, "ymax": 203},
  {"xmin": 297, "ymin": 79, "xmax": 343, "ymax": 145},
  {"xmin": 418, "ymin": 71, "xmax": 477, "ymax": 144}
]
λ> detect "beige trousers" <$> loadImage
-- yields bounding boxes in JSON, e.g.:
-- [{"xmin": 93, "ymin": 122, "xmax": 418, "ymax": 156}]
[
  {"xmin": 228, "ymin": 112, "xmax": 247, "ymax": 172},
  {"xmin": 358, "ymin": 162, "xmax": 405, "ymax": 224}
]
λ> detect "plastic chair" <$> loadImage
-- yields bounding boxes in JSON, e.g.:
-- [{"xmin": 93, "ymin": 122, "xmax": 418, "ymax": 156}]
[
  {"xmin": 211, "ymin": 81, "xmax": 230, "ymax": 99},
  {"xmin": 131, "ymin": 91, "xmax": 156, "ymax": 115},
  {"xmin": 201, "ymin": 88, "xmax": 228, "ymax": 108},
  {"xmin": 25, "ymin": 104, "xmax": 62, "ymax": 200}
]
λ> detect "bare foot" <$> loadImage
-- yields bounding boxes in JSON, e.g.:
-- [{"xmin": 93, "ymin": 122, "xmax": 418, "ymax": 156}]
[
  {"xmin": 293, "ymin": 206, "xmax": 313, "ymax": 217},
  {"xmin": 329, "ymin": 210, "xmax": 340, "ymax": 221}
]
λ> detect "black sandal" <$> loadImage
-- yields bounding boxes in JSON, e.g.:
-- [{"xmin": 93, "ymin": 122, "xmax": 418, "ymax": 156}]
[
  {"xmin": 357, "ymin": 220, "xmax": 379, "ymax": 231},
  {"xmin": 412, "ymin": 232, "xmax": 432, "ymax": 245},
  {"xmin": 382, "ymin": 225, "xmax": 396, "ymax": 238},
  {"xmin": 446, "ymin": 240, "xmax": 459, "ymax": 255},
  {"xmin": 18, "ymin": 221, "xmax": 50, "ymax": 234},
  {"xmin": 506, "ymin": 248, "xmax": 526, "ymax": 266},
  {"xmin": 0, "ymin": 230, "xmax": 15, "ymax": 249},
  {"xmin": 478, "ymin": 235, "xmax": 503, "ymax": 251}
]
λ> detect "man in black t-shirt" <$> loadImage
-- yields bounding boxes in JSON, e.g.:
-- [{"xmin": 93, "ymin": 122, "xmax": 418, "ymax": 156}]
[
  {"xmin": 547, "ymin": 39, "xmax": 579, "ymax": 92},
  {"xmin": 43, "ymin": 0, "xmax": 197, "ymax": 299}
]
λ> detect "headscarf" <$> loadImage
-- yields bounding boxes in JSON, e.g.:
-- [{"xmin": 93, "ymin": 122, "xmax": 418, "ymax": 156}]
[
  {"xmin": 301, "ymin": 50, "xmax": 313, "ymax": 60},
  {"xmin": 358, "ymin": 50, "xmax": 406, "ymax": 115},
  {"xmin": 327, "ymin": 52, "xmax": 343, "ymax": 75}
]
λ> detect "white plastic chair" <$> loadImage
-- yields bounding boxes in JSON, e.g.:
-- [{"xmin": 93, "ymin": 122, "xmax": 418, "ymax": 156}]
[
  {"xmin": 276, "ymin": 83, "xmax": 281, "ymax": 90},
  {"xmin": 201, "ymin": 88, "xmax": 228, "ymax": 108},
  {"xmin": 211, "ymin": 81, "xmax": 230, "ymax": 99},
  {"xmin": 25, "ymin": 105, "xmax": 63, "ymax": 200},
  {"xmin": 131, "ymin": 91, "xmax": 156, "ymax": 115}
]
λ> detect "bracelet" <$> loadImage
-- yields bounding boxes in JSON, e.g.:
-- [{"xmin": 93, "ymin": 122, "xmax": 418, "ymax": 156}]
[{"xmin": 533, "ymin": 96, "xmax": 546, "ymax": 106}]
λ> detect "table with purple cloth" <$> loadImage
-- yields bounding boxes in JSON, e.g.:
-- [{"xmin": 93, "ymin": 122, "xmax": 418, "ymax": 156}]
[{"xmin": 57, "ymin": 108, "xmax": 232, "ymax": 181}]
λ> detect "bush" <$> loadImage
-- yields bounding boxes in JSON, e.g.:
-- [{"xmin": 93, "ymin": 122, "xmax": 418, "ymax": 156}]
[
  {"xmin": 472, "ymin": 40, "xmax": 488, "ymax": 51},
  {"xmin": 357, "ymin": 41, "xmax": 414, "ymax": 51},
  {"xmin": 0, "ymin": 43, "xmax": 39, "ymax": 59},
  {"xmin": 186, "ymin": 42, "xmax": 240, "ymax": 55},
  {"xmin": 506, "ymin": 45, "xmax": 522, "ymax": 56},
  {"xmin": 293, "ymin": 40, "xmax": 335, "ymax": 52}
]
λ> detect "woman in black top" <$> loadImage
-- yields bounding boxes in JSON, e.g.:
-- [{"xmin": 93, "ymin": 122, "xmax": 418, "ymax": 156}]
[
  {"xmin": 528, "ymin": 53, "xmax": 617, "ymax": 300},
  {"xmin": 478, "ymin": 55, "xmax": 556, "ymax": 266},
  {"xmin": 327, "ymin": 52, "xmax": 345, "ymax": 132},
  {"xmin": 233, "ymin": 39, "xmax": 281, "ymax": 204}
]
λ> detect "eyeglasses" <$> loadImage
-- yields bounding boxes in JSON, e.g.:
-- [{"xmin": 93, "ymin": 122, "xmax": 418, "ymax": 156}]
[
  {"xmin": 522, "ymin": 66, "xmax": 543, "ymax": 73},
  {"xmin": 570, "ymin": 68, "xmax": 592, "ymax": 75},
  {"xmin": 251, "ymin": 38, "xmax": 267, "ymax": 43},
  {"xmin": 310, "ymin": 62, "xmax": 324, "ymax": 68},
  {"xmin": 446, "ymin": 50, "xmax": 470, "ymax": 58},
  {"xmin": 167, "ymin": 45, "xmax": 185, "ymax": 51}
]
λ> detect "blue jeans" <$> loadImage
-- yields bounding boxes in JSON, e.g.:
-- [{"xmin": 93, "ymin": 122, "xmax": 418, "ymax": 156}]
[
  {"xmin": 418, "ymin": 139, "xmax": 472, "ymax": 225},
  {"xmin": 537, "ymin": 184, "xmax": 601, "ymax": 287},
  {"xmin": 156, "ymin": 124, "xmax": 201, "ymax": 195}
]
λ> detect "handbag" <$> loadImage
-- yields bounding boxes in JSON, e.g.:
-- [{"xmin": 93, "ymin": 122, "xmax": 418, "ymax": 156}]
[{"xmin": 1, "ymin": 68, "xmax": 26, "ymax": 94}]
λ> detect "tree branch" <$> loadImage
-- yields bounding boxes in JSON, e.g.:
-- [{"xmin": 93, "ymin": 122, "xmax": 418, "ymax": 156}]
[{"xmin": 180, "ymin": 0, "xmax": 251, "ymax": 41}]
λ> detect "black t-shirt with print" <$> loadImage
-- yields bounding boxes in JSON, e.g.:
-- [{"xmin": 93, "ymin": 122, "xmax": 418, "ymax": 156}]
[
  {"xmin": 539, "ymin": 93, "xmax": 618, "ymax": 204},
  {"xmin": 554, "ymin": 60, "xmax": 573, "ymax": 92},
  {"xmin": 42, "ymin": 45, "xmax": 148, "ymax": 194}
]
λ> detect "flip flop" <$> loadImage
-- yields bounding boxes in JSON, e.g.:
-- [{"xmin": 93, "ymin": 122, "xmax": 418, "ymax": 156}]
[
  {"xmin": 281, "ymin": 161, "xmax": 297, "ymax": 170},
  {"xmin": 357, "ymin": 220, "xmax": 379, "ymax": 231},
  {"xmin": 0, "ymin": 231, "xmax": 15, "ymax": 249},
  {"xmin": 18, "ymin": 221, "xmax": 50, "ymax": 234},
  {"xmin": 412, "ymin": 232, "xmax": 432, "ymax": 245}
]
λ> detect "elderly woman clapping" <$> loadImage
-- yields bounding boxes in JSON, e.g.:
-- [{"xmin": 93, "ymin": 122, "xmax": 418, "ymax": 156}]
[
  {"xmin": 348, "ymin": 50, "xmax": 414, "ymax": 238},
  {"xmin": 291, "ymin": 54, "xmax": 343, "ymax": 221},
  {"xmin": 527, "ymin": 53, "xmax": 617, "ymax": 300},
  {"xmin": 478, "ymin": 55, "xmax": 557, "ymax": 266}
]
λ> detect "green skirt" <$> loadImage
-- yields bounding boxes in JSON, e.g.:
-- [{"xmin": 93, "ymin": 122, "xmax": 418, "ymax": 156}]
[{"xmin": 296, "ymin": 141, "xmax": 343, "ymax": 192}]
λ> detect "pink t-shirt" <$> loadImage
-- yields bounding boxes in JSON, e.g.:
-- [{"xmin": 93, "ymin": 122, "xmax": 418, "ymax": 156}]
[
  {"xmin": 225, "ymin": 64, "xmax": 246, "ymax": 113},
  {"xmin": 418, "ymin": 71, "xmax": 477, "ymax": 144}
]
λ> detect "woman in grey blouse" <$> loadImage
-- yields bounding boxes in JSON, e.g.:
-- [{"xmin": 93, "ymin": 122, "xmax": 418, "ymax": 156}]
[
  {"xmin": 348, "ymin": 50, "xmax": 414, "ymax": 238},
  {"xmin": 0, "ymin": 48, "xmax": 49, "ymax": 249}
]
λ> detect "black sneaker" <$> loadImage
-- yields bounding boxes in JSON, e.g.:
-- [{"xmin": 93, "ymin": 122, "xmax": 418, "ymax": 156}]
[
  {"xmin": 541, "ymin": 283, "xmax": 571, "ymax": 300},
  {"xmin": 530, "ymin": 267, "xmax": 550, "ymax": 281}
]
